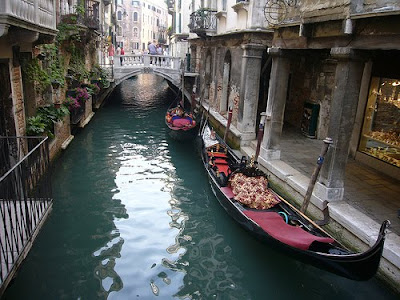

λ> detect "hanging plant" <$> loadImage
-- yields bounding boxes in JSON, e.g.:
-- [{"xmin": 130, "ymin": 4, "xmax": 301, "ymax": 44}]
[{"xmin": 26, "ymin": 105, "xmax": 69, "ymax": 138}]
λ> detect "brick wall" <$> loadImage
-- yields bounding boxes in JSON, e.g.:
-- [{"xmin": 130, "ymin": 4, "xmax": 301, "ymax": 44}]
[{"xmin": 11, "ymin": 66, "xmax": 26, "ymax": 136}]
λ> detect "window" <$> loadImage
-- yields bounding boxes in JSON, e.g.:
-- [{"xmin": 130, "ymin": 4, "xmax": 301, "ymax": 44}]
[
  {"xmin": 133, "ymin": 12, "xmax": 138, "ymax": 22},
  {"xmin": 117, "ymin": 25, "xmax": 122, "ymax": 36},
  {"xmin": 134, "ymin": 27, "xmax": 138, "ymax": 38},
  {"xmin": 359, "ymin": 77, "xmax": 400, "ymax": 168},
  {"xmin": 117, "ymin": 11, "xmax": 122, "ymax": 20}
]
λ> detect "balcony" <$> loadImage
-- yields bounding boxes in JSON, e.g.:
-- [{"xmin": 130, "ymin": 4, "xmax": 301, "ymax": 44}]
[
  {"xmin": 59, "ymin": 0, "xmax": 100, "ymax": 30},
  {"xmin": 0, "ymin": 136, "xmax": 53, "ymax": 292},
  {"xmin": 0, "ymin": 0, "xmax": 57, "ymax": 37},
  {"xmin": 189, "ymin": 8, "xmax": 217, "ymax": 38},
  {"xmin": 84, "ymin": 0, "xmax": 100, "ymax": 30}
]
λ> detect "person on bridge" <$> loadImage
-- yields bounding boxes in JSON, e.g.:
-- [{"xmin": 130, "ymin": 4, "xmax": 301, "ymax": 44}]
[
  {"xmin": 156, "ymin": 44, "xmax": 163, "ymax": 66},
  {"xmin": 120, "ymin": 47, "xmax": 125, "ymax": 66},
  {"xmin": 148, "ymin": 40, "xmax": 157, "ymax": 64}
]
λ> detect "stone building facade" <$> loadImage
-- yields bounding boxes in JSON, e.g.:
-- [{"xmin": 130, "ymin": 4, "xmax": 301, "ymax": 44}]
[{"xmin": 185, "ymin": 0, "xmax": 400, "ymax": 290}]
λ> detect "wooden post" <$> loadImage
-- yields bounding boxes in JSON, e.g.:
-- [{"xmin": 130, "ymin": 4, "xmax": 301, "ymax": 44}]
[
  {"xmin": 223, "ymin": 108, "xmax": 233, "ymax": 142},
  {"xmin": 300, "ymin": 137, "xmax": 333, "ymax": 213},
  {"xmin": 255, "ymin": 112, "xmax": 267, "ymax": 161}
]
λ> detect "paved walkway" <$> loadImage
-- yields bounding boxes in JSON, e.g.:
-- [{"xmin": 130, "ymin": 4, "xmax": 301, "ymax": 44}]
[{"xmin": 279, "ymin": 125, "xmax": 400, "ymax": 236}]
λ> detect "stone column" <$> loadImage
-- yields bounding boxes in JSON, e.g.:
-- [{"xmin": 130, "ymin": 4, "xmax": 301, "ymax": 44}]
[
  {"xmin": 259, "ymin": 48, "xmax": 290, "ymax": 160},
  {"xmin": 237, "ymin": 43, "xmax": 265, "ymax": 143},
  {"xmin": 319, "ymin": 47, "xmax": 365, "ymax": 201}
]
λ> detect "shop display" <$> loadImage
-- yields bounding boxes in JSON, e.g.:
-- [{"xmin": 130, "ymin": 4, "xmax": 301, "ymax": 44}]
[{"xmin": 359, "ymin": 77, "xmax": 400, "ymax": 168}]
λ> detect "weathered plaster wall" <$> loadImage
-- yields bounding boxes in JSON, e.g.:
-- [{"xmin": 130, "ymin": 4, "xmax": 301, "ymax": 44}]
[{"xmin": 285, "ymin": 53, "xmax": 335, "ymax": 139}]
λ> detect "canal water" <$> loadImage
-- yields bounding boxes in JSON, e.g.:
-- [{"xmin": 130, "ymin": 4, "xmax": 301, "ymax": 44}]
[{"xmin": 3, "ymin": 75, "xmax": 397, "ymax": 299}]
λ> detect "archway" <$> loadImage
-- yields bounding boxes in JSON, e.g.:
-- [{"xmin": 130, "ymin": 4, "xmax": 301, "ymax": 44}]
[
  {"xmin": 220, "ymin": 50, "xmax": 231, "ymax": 113},
  {"xmin": 256, "ymin": 50, "xmax": 271, "ymax": 130}
]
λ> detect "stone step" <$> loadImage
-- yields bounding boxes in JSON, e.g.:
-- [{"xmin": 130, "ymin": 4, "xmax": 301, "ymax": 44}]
[{"xmin": 241, "ymin": 146, "xmax": 255, "ymax": 159}]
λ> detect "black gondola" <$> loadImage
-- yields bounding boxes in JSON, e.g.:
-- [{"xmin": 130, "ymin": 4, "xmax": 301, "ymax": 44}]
[
  {"xmin": 165, "ymin": 60, "xmax": 199, "ymax": 141},
  {"xmin": 165, "ymin": 102, "xmax": 199, "ymax": 141},
  {"xmin": 200, "ymin": 121, "xmax": 390, "ymax": 281}
]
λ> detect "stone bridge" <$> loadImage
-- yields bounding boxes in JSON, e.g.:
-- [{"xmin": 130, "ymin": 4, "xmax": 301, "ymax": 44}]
[{"xmin": 113, "ymin": 54, "xmax": 183, "ymax": 87}]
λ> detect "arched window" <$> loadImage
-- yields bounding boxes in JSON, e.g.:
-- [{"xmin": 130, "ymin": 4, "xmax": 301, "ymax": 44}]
[
  {"xmin": 133, "ymin": 27, "xmax": 138, "ymax": 38},
  {"xmin": 117, "ymin": 11, "xmax": 122, "ymax": 20},
  {"xmin": 133, "ymin": 12, "xmax": 138, "ymax": 22}
]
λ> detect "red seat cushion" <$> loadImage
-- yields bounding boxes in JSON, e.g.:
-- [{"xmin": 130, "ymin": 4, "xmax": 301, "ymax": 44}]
[
  {"xmin": 243, "ymin": 211, "xmax": 334, "ymax": 250},
  {"xmin": 208, "ymin": 152, "xmax": 228, "ymax": 158},
  {"xmin": 214, "ymin": 158, "xmax": 228, "ymax": 165},
  {"xmin": 172, "ymin": 118, "xmax": 192, "ymax": 127},
  {"xmin": 216, "ymin": 164, "xmax": 230, "ymax": 176},
  {"xmin": 221, "ymin": 187, "xmax": 235, "ymax": 198}
]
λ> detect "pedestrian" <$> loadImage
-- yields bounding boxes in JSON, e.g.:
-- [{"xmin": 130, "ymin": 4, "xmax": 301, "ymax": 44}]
[
  {"xmin": 148, "ymin": 40, "xmax": 156, "ymax": 64},
  {"xmin": 120, "ymin": 47, "xmax": 125, "ymax": 66},
  {"xmin": 116, "ymin": 45, "xmax": 121, "ymax": 66},
  {"xmin": 108, "ymin": 44, "xmax": 115, "ymax": 65},
  {"xmin": 156, "ymin": 44, "xmax": 163, "ymax": 65}
]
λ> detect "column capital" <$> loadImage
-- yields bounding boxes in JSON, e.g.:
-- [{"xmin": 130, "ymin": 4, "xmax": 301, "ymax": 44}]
[
  {"xmin": 241, "ymin": 43, "xmax": 265, "ymax": 51},
  {"xmin": 330, "ymin": 47, "xmax": 363, "ymax": 61},
  {"xmin": 0, "ymin": 24, "xmax": 10, "ymax": 37},
  {"xmin": 267, "ymin": 47, "xmax": 287, "ymax": 57},
  {"xmin": 241, "ymin": 43, "xmax": 265, "ymax": 59}
]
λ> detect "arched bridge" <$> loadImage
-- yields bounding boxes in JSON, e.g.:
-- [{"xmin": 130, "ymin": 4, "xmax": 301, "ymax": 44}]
[{"xmin": 113, "ymin": 54, "xmax": 183, "ymax": 87}]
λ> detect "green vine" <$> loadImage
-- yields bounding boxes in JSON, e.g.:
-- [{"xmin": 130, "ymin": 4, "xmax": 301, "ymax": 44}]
[
  {"xmin": 69, "ymin": 44, "xmax": 90, "ymax": 82},
  {"xmin": 42, "ymin": 44, "xmax": 65, "ymax": 86},
  {"xmin": 26, "ymin": 58, "xmax": 51, "ymax": 93}
]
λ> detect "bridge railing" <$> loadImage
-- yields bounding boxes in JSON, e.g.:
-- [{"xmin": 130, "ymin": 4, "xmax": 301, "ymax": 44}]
[{"xmin": 115, "ymin": 54, "xmax": 181, "ymax": 70}]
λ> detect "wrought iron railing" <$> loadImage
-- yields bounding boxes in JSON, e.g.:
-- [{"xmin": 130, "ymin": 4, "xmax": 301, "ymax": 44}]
[
  {"xmin": 59, "ymin": 0, "xmax": 100, "ymax": 29},
  {"xmin": 84, "ymin": 0, "xmax": 100, "ymax": 30},
  {"xmin": 189, "ymin": 9, "xmax": 217, "ymax": 36},
  {"xmin": 0, "ymin": 136, "xmax": 53, "ymax": 294}
]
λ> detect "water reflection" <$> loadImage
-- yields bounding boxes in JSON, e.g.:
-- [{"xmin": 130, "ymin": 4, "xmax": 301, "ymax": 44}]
[{"xmin": 3, "ymin": 75, "xmax": 398, "ymax": 300}]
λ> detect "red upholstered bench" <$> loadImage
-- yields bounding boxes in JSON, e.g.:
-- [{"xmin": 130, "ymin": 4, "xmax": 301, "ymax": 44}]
[
  {"xmin": 243, "ymin": 211, "xmax": 334, "ymax": 250},
  {"xmin": 221, "ymin": 186, "xmax": 235, "ymax": 198},
  {"xmin": 216, "ymin": 164, "xmax": 230, "ymax": 176},
  {"xmin": 207, "ymin": 152, "xmax": 228, "ymax": 158},
  {"xmin": 214, "ymin": 158, "xmax": 228, "ymax": 165}
]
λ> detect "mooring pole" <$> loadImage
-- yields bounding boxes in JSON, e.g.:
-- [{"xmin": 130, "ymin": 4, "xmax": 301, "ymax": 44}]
[
  {"xmin": 223, "ymin": 108, "xmax": 233, "ymax": 142},
  {"xmin": 300, "ymin": 137, "xmax": 333, "ymax": 213},
  {"xmin": 255, "ymin": 112, "xmax": 267, "ymax": 161}
]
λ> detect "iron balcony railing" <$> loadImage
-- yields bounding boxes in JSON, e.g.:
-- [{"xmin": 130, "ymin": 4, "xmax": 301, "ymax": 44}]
[
  {"xmin": 59, "ymin": 0, "xmax": 100, "ymax": 29},
  {"xmin": 0, "ymin": 136, "xmax": 53, "ymax": 294},
  {"xmin": 189, "ymin": 8, "xmax": 217, "ymax": 36}
]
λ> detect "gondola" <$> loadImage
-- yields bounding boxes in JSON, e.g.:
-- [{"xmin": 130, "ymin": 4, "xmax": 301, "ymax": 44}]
[
  {"xmin": 165, "ymin": 60, "xmax": 199, "ymax": 141},
  {"xmin": 200, "ymin": 121, "xmax": 390, "ymax": 281},
  {"xmin": 165, "ymin": 102, "xmax": 199, "ymax": 141}
]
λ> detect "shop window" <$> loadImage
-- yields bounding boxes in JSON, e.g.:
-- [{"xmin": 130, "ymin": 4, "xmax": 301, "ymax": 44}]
[{"xmin": 359, "ymin": 77, "xmax": 400, "ymax": 167}]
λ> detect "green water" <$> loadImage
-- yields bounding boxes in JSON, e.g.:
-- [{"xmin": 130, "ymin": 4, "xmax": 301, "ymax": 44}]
[{"xmin": 3, "ymin": 75, "xmax": 397, "ymax": 299}]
